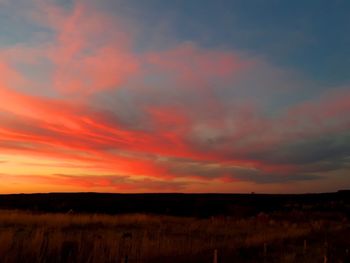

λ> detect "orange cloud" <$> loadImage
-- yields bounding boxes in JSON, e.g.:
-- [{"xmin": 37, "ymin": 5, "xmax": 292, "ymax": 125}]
[
  {"xmin": 142, "ymin": 43, "xmax": 254, "ymax": 98},
  {"xmin": 29, "ymin": 1, "xmax": 140, "ymax": 94},
  {"xmin": 0, "ymin": 1, "xmax": 349, "ymax": 193}
]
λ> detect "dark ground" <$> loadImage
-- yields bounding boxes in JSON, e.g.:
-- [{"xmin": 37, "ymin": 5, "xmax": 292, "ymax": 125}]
[
  {"xmin": 0, "ymin": 190, "xmax": 349, "ymax": 217},
  {"xmin": 0, "ymin": 191, "xmax": 349, "ymax": 262}
]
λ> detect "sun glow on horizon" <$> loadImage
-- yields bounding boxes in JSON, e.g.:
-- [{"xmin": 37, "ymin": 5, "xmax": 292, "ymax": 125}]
[{"xmin": 0, "ymin": 0, "xmax": 349, "ymax": 193}]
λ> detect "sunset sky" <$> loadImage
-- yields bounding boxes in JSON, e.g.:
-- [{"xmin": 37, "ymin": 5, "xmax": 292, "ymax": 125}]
[{"xmin": 0, "ymin": 0, "xmax": 349, "ymax": 193}]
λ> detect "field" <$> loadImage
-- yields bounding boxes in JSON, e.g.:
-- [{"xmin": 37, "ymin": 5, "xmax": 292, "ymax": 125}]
[{"xmin": 0, "ymin": 209, "xmax": 349, "ymax": 263}]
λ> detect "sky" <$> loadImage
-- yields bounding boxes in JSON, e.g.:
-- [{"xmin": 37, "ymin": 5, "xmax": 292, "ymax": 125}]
[{"xmin": 0, "ymin": 0, "xmax": 349, "ymax": 193}]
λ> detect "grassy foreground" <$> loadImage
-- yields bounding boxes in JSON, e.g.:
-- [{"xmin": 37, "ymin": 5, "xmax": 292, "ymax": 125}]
[{"xmin": 0, "ymin": 210, "xmax": 349, "ymax": 262}]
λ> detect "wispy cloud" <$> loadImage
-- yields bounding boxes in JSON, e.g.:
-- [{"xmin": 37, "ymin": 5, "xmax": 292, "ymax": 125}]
[{"xmin": 0, "ymin": 0, "xmax": 349, "ymax": 193}]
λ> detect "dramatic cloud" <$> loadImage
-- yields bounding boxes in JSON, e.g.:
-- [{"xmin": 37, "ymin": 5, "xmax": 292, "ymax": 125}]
[{"xmin": 0, "ymin": 0, "xmax": 349, "ymax": 193}]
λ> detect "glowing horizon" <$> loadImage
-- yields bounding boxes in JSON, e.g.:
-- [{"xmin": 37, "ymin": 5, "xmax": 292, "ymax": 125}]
[{"xmin": 0, "ymin": 0, "xmax": 349, "ymax": 193}]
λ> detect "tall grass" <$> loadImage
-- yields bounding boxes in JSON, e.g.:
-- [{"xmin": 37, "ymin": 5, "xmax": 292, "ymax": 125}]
[{"xmin": 0, "ymin": 210, "xmax": 348, "ymax": 262}]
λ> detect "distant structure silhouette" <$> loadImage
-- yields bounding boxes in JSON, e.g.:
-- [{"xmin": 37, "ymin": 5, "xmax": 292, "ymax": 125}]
[{"xmin": 66, "ymin": 209, "xmax": 74, "ymax": 214}]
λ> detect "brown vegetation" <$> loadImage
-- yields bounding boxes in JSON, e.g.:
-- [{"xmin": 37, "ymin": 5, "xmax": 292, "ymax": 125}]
[{"xmin": 0, "ymin": 210, "xmax": 349, "ymax": 262}]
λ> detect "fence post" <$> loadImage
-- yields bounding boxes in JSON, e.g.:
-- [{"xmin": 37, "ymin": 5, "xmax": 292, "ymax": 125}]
[
  {"xmin": 323, "ymin": 240, "xmax": 328, "ymax": 263},
  {"xmin": 119, "ymin": 232, "xmax": 132, "ymax": 263},
  {"xmin": 213, "ymin": 249, "xmax": 218, "ymax": 263}
]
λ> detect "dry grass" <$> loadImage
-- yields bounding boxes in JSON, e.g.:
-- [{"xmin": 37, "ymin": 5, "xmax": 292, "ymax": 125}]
[{"xmin": 0, "ymin": 210, "xmax": 348, "ymax": 263}]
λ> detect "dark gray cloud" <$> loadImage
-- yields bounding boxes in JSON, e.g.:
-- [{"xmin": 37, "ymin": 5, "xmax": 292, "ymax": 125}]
[
  {"xmin": 161, "ymin": 158, "xmax": 322, "ymax": 184},
  {"xmin": 248, "ymin": 134, "xmax": 350, "ymax": 165},
  {"xmin": 232, "ymin": 171, "xmax": 321, "ymax": 184}
]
